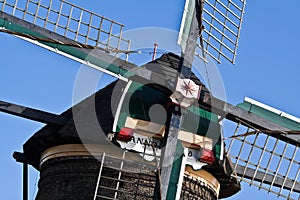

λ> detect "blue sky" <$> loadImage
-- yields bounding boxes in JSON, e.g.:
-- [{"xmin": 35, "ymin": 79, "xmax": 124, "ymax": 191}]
[{"xmin": 1, "ymin": 0, "xmax": 300, "ymax": 199}]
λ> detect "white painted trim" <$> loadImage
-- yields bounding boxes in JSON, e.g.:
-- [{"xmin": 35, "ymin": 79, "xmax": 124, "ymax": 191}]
[
  {"xmin": 175, "ymin": 147, "xmax": 188, "ymax": 200},
  {"xmin": 15, "ymin": 36, "xmax": 129, "ymax": 82},
  {"xmin": 281, "ymin": 112, "xmax": 300, "ymax": 123},
  {"xmin": 112, "ymin": 81, "xmax": 133, "ymax": 132},
  {"xmin": 177, "ymin": 0, "xmax": 190, "ymax": 45},
  {"xmin": 244, "ymin": 97, "xmax": 300, "ymax": 123}
]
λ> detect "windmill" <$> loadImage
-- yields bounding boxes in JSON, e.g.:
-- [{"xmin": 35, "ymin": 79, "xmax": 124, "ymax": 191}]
[{"xmin": 0, "ymin": 0, "xmax": 299, "ymax": 200}]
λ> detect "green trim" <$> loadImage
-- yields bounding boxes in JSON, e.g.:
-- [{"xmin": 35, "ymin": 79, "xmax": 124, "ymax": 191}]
[
  {"xmin": 116, "ymin": 112, "xmax": 128, "ymax": 132},
  {"xmin": 187, "ymin": 105, "xmax": 218, "ymax": 122},
  {"xmin": 166, "ymin": 140, "xmax": 184, "ymax": 200},
  {"xmin": 0, "ymin": 18, "xmax": 5, "ymax": 27},
  {"xmin": 214, "ymin": 144, "xmax": 221, "ymax": 160},
  {"xmin": 0, "ymin": 18, "xmax": 129, "ymax": 77},
  {"xmin": 116, "ymin": 82, "xmax": 222, "ymax": 139},
  {"xmin": 238, "ymin": 102, "xmax": 300, "ymax": 130}
]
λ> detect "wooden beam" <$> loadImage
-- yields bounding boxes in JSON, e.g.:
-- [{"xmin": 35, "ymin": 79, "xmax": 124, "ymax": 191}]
[
  {"xmin": 235, "ymin": 163, "xmax": 300, "ymax": 193},
  {"xmin": 0, "ymin": 100, "xmax": 67, "ymax": 125},
  {"xmin": 198, "ymin": 97, "xmax": 300, "ymax": 146}
]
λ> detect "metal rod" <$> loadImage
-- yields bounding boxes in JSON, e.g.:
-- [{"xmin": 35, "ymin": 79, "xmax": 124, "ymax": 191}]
[
  {"xmin": 54, "ymin": 1, "xmax": 63, "ymax": 32},
  {"xmin": 218, "ymin": 0, "xmax": 231, "ymax": 61},
  {"xmin": 64, "ymin": 5, "xmax": 73, "ymax": 37},
  {"xmin": 251, "ymin": 134, "xmax": 270, "ymax": 185},
  {"xmin": 230, "ymin": 134, "xmax": 298, "ymax": 165},
  {"xmin": 228, "ymin": 0, "xmax": 244, "ymax": 11},
  {"xmin": 202, "ymin": 17, "xmax": 235, "ymax": 44},
  {"xmin": 106, "ymin": 21, "xmax": 114, "ymax": 48},
  {"xmin": 86, "ymin": 13, "xmax": 93, "ymax": 44},
  {"xmin": 95, "ymin": 17, "xmax": 103, "ymax": 47},
  {"xmin": 22, "ymin": 0, "xmax": 29, "ymax": 20},
  {"xmin": 269, "ymin": 141, "xmax": 289, "ymax": 193},
  {"xmin": 152, "ymin": 43, "xmax": 159, "ymax": 61},
  {"xmin": 242, "ymin": 131, "xmax": 259, "ymax": 178},
  {"xmin": 200, "ymin": 37, "xmax": 232, "ymax": 63},
  {"xmin": 232, "ymin": 0, "xmax": 246, "ymax": 64},
  {"xmin": 279, "ymin": 145, "xmax": 298, "ymax": 196},
  {"xmin": 215, "ymin": 0, "xmax": 242, "ymax": 19},
  {"xmin": 33, "ymin": 0, "xmax": 41, "ymax": 24},
  {"xmin": 23, "ymin": 163, "xmax": 28, "ymax": 200},
  {"xmin": 203, "ymin": 28, "xmax": 235, "ymax": 53},
  {"xmin": 75, "ymin": 9, "xmax": 83, "ymax": 41},
  {"xmin": 234, "ymin": 127, "xmax": 250, "ymax": 171},
  {"xmin": 1, "ymin": 0, "xmax": 6, "ymax": 11},
  {"xmin": 205, "ymin": 0, "xmax": 218, "ymax": 51},
  {"xmin": 116, "ymin": 25, "xmax": 123, "ymax": 58},
  {"xmin": 12, "ymin": 0, "xmax": 18, "ymax": 15},
  {"xmin": 43, "ymin": 0, "xmax": 52, "ymax": 28},
  {"xmin": 203, "ymin": 9, "xmax": 238, "ymax": 36},
  {"xmin": 114, "ymin": 151, "xmax": 126, "ymax": 199},
  {"xmin": 62, "ymin": 0, "xmax": 124, "ymax": 26},
  {"xmin": 204, "ymin": 1, "xmax": 239, "ymax": 28},
  {"xmin": 227, "ymin": 122, "xmax": 240, "ymax": 156},
  {"xmin": 126, "ymin": 40, "xmax": 131, "ymax": 61},
  {"xmin": 93, "ymin": 153, "xmax": 106, "ymax": 200},
  {"xmin": 288, "ymin": 163, "xmax": 300, "ymax": 199}
]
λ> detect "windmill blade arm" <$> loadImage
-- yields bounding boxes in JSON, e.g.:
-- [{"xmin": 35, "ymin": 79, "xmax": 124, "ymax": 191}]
[
  {"xmin": 234, "ymin": 163, "xmax": 300, "ymax": 194},
  {"xmin": 198, "ymin": 96, "xmax": 300, "ymax": 146},
  {"xmin": 0, "ymin": 10, "xmax": 138, "ymax": 81},
  {"xmin": 0, "ymin": 100, "xmax": 66, "ymax": 125}
]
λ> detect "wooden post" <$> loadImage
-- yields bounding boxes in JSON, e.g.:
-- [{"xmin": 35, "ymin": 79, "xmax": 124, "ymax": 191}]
[{"xmin": 160, "ymin": 1, "xmax": 202, "ymax": 199}]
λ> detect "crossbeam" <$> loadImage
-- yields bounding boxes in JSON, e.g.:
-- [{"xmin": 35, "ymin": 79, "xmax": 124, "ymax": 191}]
[
  {"xmin": 234, "ymin": 164, "xmax": 300, "ymax": 194},
  {"xmin": 0, "ymin": 100, "xmax": 67, "ymax": 125},
  {"xmin": 197, "ymin": 97, "xmax": 300, "ymax": 146}
]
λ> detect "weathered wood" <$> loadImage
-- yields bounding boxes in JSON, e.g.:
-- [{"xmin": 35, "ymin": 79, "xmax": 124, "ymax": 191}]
[{"xmin": 161, "ymin": 4, "xmax": 201, "ymax": 199}]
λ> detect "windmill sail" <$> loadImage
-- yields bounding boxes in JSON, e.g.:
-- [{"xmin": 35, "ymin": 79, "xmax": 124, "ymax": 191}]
[
  {"xmin": 179, "ymin": 0, "xmax": 247, "ymax": 64},
  {"xmin": 226, "ymin": 97, "xmax": 300, "ymax": 200},
  {"xmin": 0, "ymin": 0, "xmax": 130, "ymax": 54},
  {"xmin": 0, "ymin": 0, "xmax": 133, "ymax": 80}
]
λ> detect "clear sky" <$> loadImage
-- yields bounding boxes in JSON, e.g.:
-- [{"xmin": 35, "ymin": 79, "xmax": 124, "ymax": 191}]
[{"xmin": 1, "ymin": 0, "xmax": 300, "ymax": 199}]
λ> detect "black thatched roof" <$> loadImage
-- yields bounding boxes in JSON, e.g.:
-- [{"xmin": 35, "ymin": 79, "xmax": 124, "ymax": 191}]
[
  {"xmin": 22, "ymin": 52, "xmax": 208, "ymax": 169},
  {"xmin": 23, "ymin": 81, "xmax": 123, "ymax": 169}
]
